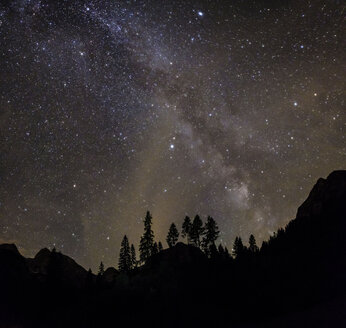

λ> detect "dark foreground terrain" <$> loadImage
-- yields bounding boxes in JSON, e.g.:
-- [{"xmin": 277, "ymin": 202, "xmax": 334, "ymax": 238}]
[{"xmin": 1, "ymin": 171, "xmax": 346, "ymax": 327}]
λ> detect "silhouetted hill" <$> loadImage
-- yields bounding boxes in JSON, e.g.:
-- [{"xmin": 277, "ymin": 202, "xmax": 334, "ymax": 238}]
[
  {"xmin": 0, "ymin": 243, "xmax": 30, "ymax": 286},
  {"xmin": 145, "ymin": 242, "xmax": 207, "ymax": 268},
  {"xmin": 26, "ymin": 247, "xmax": 91, "ymax": 288},
  {"xmin": 102, "ymin": 267, "xmax": 119, "ymax": 283},
  {"xmin": 0, "ymin": 170, "xmax": 345, "ymax": 327}
]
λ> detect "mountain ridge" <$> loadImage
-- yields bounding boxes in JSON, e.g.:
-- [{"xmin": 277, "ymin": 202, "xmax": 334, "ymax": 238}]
[{"xmin": 0, "ymin": 170, "xmax": 345, "ymax": 327}]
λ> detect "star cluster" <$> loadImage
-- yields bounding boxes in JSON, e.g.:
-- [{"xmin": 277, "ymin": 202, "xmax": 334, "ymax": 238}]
[{"xmin": 0, "ymin": 0, "xmax": 345, "ymax": 269}]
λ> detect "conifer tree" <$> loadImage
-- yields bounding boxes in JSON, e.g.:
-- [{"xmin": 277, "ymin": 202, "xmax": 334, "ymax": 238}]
[
  {"xmin": 218, "ymin": 244, "xmax": 224, "ymax": 254},
  {"xmin": 218, "ymin": 244, "xmax": 230, "ymax": 260},
  {"xmin": 249, "ymin": 234, "xmax": 259, "ymax": 253},
  {"xmin": 119, "ymin": 235, "xmax": 131, "ymax": 272},
  {"xmin": 98, "ymin": 261, "xmax": 105, "ymax": 276},
  {"xmin": 158, "ymin": 241, "xmax": 163, "ymax": 252},
  {"xmin": 232, "ymin": 236, "xmax": 245, "ymax": 259},
  {"xmin": 209, "ymin": 243, "xmax": 218, "ymax": 259},
  {"xmin": 224, "ymin": 246, "xmax": 230, "ymax": 258},
  {"xmin": 130, "ymin": 244, "xmax": 137, "ymax": 269},
  {"xmin": 152, "ymin": 242, "xmax": 159, "ymax": 255},
  {"xmin": 202, "ymin": 216, "xmax": 220, "ymax": 255},
  {"xmin": 181, "ymin": 216, "xmax": 192, "ymax": 244},
  {"xmin": 166, "ymin": 223, "xmax": 179, "ymax": 247},
  {"xmin": 190, "ymin": 215, "xmax": 204, "ymax": 248},
  {"xmin": 139, "ymin": 211, "xmax": 155, "ymax": 263}
]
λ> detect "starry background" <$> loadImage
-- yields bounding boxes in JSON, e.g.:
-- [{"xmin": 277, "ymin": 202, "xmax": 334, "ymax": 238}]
[{"xmin": 0, "ymin": 0, "xmax": 345, "ymax": 270}]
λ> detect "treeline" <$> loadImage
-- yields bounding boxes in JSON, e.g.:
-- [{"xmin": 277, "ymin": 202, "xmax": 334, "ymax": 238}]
[{"xmin": 97, "ymin": 211, "xmax": 260, "ymax": 274}]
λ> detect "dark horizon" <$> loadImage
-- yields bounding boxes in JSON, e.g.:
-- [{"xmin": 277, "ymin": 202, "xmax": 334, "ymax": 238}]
[
  {"xmin": 1, "ymin": 169, "xmax": 346, "ymax": 327},
  {"xmin": 2, "ymin": 170, "xmax": 344, "ymax": 274}
]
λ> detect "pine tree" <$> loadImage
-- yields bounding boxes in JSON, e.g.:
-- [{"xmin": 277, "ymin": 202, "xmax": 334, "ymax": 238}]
[
  {"xmin": 166, "ymin": 223, "xmax": 179, "ymax": 247},
  {"xmin": 249, "ymin": 234, "xmax": 259, "ymax": 253},
  {"xmin": 158, "ymin": 241, "xmax": 163, "ymax": 252},
  {"xmin": 139, "ymin": 211, "xmax": 155, "ymax": 263},
  {"xmin": 209, "ymin": 243, "xmax": 218, "ymax": 259},
  {"xmin": 98, "ymin": 261, "xmax": 105, "ymax": 276},
  {"xmin": 190, "ymin": 215, "xmax": 204, "ymax": 248},
  {"xmin": 224, "ymin": 246, "xmax": 230, "ymax": 258},
  {"xmin": 130, "ymin": 244, "xmax": 137, "ymax": 269},
  {"xmin": 218, "ymin": 244, "xmax": 230, "ymax": 260},
  {"xmin": 119, "ymin": 235, "xmax": 131, "ymax": 272},
  {"xmin": 152, "ymin": 242, "xmax": 159, "ymax": 255},
  {"xmin": 232, "ymin": 236, "xmax": 245, "ymax": 259},
  {"xmin": 181, "ymin": 216, "xmax": 192, "ymax": 244},
  {"xmin": 202, "ymin": 216, "xmax": 220, "ymax": 255}
]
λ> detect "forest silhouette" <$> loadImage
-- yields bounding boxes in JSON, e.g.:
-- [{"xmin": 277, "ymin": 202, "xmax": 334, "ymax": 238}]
[{"xmin": 0, "ymin": 170, "xmax": 345, "ymax": 327}]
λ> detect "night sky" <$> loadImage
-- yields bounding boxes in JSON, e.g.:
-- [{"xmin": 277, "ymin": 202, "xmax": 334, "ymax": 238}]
[{"xmin": 0, "ymin": 0, "xmax": 345, "ymax": 270}]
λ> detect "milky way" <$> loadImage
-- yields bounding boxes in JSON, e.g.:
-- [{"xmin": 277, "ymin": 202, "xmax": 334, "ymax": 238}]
[{"xmin": 0, "ymin": 0, "xmax": 345, "ymax": 270}]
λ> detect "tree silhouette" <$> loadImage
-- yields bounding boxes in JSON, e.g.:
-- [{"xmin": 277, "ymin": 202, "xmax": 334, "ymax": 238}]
[
  {"xmin": 166, "ymin": 223, "xmax": 179, "ymax": 247},
  {"xmin": 218, "ymin": 244, "xmax": 231, "ymax": 260},
  {"xmin": 232, "ymin": 236, "xmax": 245, "ymax": 259},
  {"xmin": 181, "ymin": 216, "xmax": 192, "ymax": 244},
  {"xmin": 119, "ymin": 235, "xmax": 131, "ymax": 272},
  {"xmin": 249, "ymin": 234, "xmax": 259, "ymax": 253},
  {"xmin": 224, "ymin": 246, "xmax": 230, "ymax": 258},
  {"xmin": 152, "ymin": 242, "xmax": 159, "ymax": 255},
  {"xmin": 130, "ymin": 244, "xmax": 137, "ymax": 269},
  {"xmin": 209, "ymin": 243, "xmax": 219, "ymax": 259},
  {"xmin": 158, "ymin": 241, "xmax": 163, "ymax": 252},
  {"xmin": 202, "ymin": 216, "xmax": 220, "ymax": 255},
  {"xmin": 98, "ymin": 261, "xmax": 105, "ymax": 276},
  {"xmin": 190, "ymin": 215, "xmax": 204, "ymax": 248},
  {"xmin": 139, "ymin": 211, "xmax": 155, "ymax": 263}
]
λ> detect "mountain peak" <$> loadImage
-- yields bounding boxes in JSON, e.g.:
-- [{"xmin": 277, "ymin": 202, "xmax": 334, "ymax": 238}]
[
  {"xmin": 296, "ymin": 170, "xmax": 346, "ymax": 220},
  {"xmin": 0, "ymin": 243, "xmax": 21, "ymax": 256},
  {"xmin": 35, "ymin": 247, "xmax": 51, "ymax": 258},
  {"xmin": 327, "ymin": 170, "xmax": 346, "ymax": 180}
]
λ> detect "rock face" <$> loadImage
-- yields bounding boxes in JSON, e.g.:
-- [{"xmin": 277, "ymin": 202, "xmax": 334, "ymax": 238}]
[
  {"xmin": 260, "ymin": 170, "xmax": 346, "ymax": 298},
  {"xmin": 26, "ymin": 248, "xmax": 51, "ymax": 274},
  {"xmin": 296, "ymin": 170, "xmax": 346, "ymax": 220},
  {"xmin": 29, "ymin": 248, "xmax": 90, "ymax": 288},
  {"xmin": 0, "ymin": 245, "xmax": 91, "ymax": 289}
]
